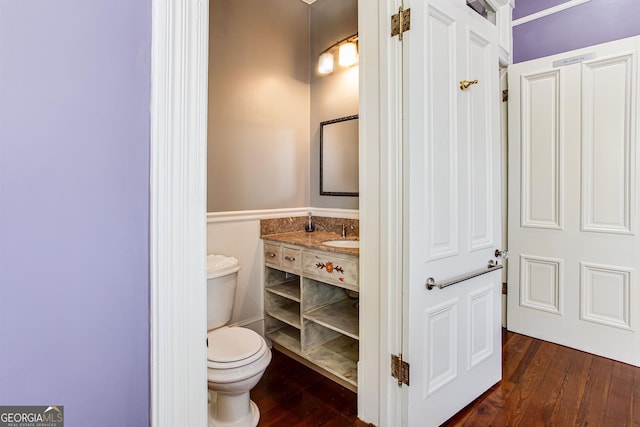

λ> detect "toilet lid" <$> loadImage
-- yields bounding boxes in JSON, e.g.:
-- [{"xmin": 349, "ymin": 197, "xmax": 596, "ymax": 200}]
[{"xmin": 207, "ymin": 327, "xmax": 266, "ymax": 369}]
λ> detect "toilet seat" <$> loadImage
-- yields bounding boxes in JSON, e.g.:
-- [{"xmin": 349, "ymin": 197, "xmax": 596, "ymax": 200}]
[{"xmin": 207, "ymin": 327, "xmax": 267, "ymax": 370}]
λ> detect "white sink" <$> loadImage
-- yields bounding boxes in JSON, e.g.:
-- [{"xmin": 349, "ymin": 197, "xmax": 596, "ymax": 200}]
[{"xmin": 322, "ymin": 240, "xmax": 359, "ymax": 249}]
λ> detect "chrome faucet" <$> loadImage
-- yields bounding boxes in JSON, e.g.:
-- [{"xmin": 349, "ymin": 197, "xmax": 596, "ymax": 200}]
[{"xmin": 338, "ymin": 224, "xmax": 347, "ymax": 238}]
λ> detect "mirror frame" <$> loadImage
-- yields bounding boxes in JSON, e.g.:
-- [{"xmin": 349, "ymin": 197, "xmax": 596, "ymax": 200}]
[{"xmin": 319, "ymin": 114, "xmax": 359, "ymax": 197}]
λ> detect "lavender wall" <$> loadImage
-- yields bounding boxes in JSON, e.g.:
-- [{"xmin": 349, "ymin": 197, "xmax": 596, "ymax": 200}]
[
  {"xmin": 0, "ymin": 1, "xmax": 151, "ymax": 426},
  {"xmin": 513, "ymin": 0, "xmax": 640, "ymax": 63},
  {"xmin": 512, "ymin": 0, "xmax": 568, "ymax": 20}
]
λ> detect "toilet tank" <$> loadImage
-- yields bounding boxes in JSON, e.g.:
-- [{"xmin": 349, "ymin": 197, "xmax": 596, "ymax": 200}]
[{"xmin": 207, "ymin": 254, "xmax": 241, "ymax": 330}]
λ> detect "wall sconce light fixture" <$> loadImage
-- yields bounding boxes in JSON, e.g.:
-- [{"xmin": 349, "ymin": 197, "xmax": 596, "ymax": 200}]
[
  {"xmin": 318, "ymin": 52, "xmax": 334, "ymax": 74},
  {"xmin": 318, "ymin": 33, "xmax": 358, "ymax": 75},
  {"xmin": 338, "ymin": 41, "xmax": 358, "ymax": 66}
]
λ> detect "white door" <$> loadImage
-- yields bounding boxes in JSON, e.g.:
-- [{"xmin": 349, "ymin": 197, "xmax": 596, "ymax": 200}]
[
  {"xmin": 403, "ymin": 1, "xmax": 503, "ymax": 425},
  {"xmin": 508, "ymin": 36, "xmax": 640, "ymax": 365}
]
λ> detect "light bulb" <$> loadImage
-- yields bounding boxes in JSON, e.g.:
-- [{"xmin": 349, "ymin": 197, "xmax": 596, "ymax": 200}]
[
  {"xmin": 318, "ymin": 52, "xmax": 334, "ymax": 74},
  {"xmin": 338, "ymin": 42, "xmax": 358, "ymax": 67}
]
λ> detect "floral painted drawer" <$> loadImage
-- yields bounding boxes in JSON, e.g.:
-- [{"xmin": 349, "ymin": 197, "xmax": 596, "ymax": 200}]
[{"xmin": 302, "ymin": 250, "xmax": 358, "ymax": 291}]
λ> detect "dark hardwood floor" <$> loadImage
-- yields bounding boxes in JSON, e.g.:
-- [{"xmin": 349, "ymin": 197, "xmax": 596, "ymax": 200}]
[
  {"xmin": 445, "ymin": 329, "xmax": 640, "ymax": 426},
  {"xmin": 252, "ymin": 348, "xmax": 363, "ymax": 426},
  {"xmin": 253, "ymin": 330, "xmax": 640, "ymax": 426}
]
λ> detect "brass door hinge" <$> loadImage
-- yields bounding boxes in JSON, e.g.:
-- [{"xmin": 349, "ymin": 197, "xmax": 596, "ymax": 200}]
[
  {"xmin": 391, "ymin": 353, "xmax": 410, "ymax": 386},
  {"xmin": 391, "ymin": 7, "xmax": 411, "ymax": 40}
]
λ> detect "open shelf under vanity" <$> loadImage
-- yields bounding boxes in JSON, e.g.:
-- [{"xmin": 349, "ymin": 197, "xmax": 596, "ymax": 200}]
[{"xmin": 263, "ymin": 239, "xmax": 359, "ymax": 392}]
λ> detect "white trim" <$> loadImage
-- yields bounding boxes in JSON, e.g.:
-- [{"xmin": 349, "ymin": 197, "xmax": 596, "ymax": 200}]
[
  {"xmin": 310, "ymin": 208, "xmax": 360, "ymax": 218},
  {"xmin": 206, "ymin": 207, "xmax": 359, "ymax": 223},
  {"xmin": 207, "ymin": 208, "xmax": 309, "ymax": 223},
  {"xmin": 357, "ymin": 0, "xmax": 382, "ymax": 424},
  {"xmin": 486, "ymin": 0, "xmax": 511, "ymax": 8},
  {"xmin": 499, "ymin": 45, "xmax": 511, "ymax": 66},
  {"xmin": 150, "ymin": 1, "xmax": 209, "ymax": 426},
  {"xmin": 496, "ymin": 2, "xmax": 514, "ymax": 65},
  {"xmin": 359, "ymin": 0, "xmax": 404, "ymax": 426},
  {"xmin": 512, "ymin": 0, "xmax": 591, "ymax": 27}
]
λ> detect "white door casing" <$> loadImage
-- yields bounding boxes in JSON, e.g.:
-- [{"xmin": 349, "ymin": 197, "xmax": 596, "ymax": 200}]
[
  {"xmin": 403, "ymin": 1, "xmax": 503, "ymax": 425},
  {"xmin": 150, "ymin": 1, "xmax": 209, "ymax": 426},
  {"xmin": 149, "ymin": 0, "xmax": 511, "ymax": 425},
  {"xmin": 507, "ymin": 36, "xmax": 640, "ymax": 366},
  {"xmin": 150, "ymin": 1, "xmax": 390, "ymax": 426}
]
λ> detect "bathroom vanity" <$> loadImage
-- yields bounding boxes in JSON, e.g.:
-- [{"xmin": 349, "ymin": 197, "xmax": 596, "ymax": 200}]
[{"xmin": 261, "ymin": 231, "xmax": 359, "ymax": 392}]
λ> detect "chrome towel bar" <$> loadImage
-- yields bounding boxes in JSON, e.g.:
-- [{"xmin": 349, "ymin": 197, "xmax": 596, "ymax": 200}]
[{"xmin": 426, "ymin": 263, "xmax": 503, "ymax": 290}]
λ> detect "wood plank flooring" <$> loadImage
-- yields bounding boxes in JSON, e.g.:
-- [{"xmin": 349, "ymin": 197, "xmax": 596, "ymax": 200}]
[
  {"xmin": 252, "ymin": 348, "xmax": 364, "ymax": 426},
  {"xmin": 444, "ymin": 329, "xmax": 640, "ymax": 426},
  {"xmin": 252, "ymin": 330, "xmax": 640, "ymax": 426}
]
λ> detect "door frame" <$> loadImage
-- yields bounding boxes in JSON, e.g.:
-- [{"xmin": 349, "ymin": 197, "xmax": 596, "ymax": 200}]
[
  {"xmin": 149, "ymin": 1, "xmax": 210, "ymax": 426},
  {"xmin": 148, "ymin": 1, "xmax": 512, "ymax": 426},
  {"xmin": 149, "ymin": 1, "xmax": 392, "ymax": 426},
  {"xmin": 358, "ymin": 1, "xmax": 399, "ymax": 425}
]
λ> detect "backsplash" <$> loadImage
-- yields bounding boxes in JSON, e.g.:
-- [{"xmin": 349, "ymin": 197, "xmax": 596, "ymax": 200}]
[{"xmin": 260, "ymin": 215, "xmax": 359, "ymax": 237}]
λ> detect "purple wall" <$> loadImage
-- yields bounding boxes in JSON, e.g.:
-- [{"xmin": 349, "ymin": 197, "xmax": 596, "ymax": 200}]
[
  {"xmin": 513, "ymin": 0, "xmax": 640, "ymax": 63},
  {"xmin": 512, "ymin": 0, "xmax": 569, "ymax": 20},
  {"xmin": 0, "ymin": 1, "xmax": 151, "ymax": 426}
]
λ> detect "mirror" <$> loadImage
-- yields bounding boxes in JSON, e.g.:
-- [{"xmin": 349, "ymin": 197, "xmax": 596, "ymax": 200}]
[{"xmin": 320, "ymin": 115, "xmax": 359, "ymax": 196}]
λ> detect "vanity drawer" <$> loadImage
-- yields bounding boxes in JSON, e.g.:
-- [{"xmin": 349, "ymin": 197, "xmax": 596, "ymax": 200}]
[
  {"xmin": 281, "ymin": 247, "xmax": 301, "ymax": 272},
  {"xmin": 302, "ymin": 251, "xmax": 358, "ymax": 289},
  {"xmin": 264, "ymin": 243, "xmax": 281, "ymax": 266}
]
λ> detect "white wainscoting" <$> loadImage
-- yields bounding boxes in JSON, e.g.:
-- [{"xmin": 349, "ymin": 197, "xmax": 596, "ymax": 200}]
[{"xmin": 206, "ymin": 207, "xmax": 359, "ymax": 335}]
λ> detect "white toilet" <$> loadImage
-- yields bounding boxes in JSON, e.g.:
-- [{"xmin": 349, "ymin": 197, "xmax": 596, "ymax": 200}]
[{"xmin": 206, "ymin": 254, "xmax": 272, "ymax": 427}]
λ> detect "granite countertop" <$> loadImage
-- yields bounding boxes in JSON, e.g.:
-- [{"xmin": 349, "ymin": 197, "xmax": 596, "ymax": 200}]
[{"xmin": 261, "ymin": 231, "xmax": 359, "ymax": 256}]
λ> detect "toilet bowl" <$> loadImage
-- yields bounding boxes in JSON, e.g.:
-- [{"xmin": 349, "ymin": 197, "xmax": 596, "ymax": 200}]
[
  {"xmin": 206, "ymin": 254, "xmax": 271, "ymax": 427},
  {"xmin": 207, "ymin": 327, "xmax": 272, "ymax": 427}
]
